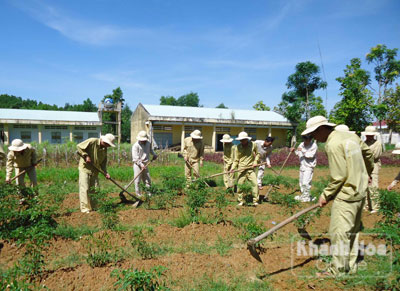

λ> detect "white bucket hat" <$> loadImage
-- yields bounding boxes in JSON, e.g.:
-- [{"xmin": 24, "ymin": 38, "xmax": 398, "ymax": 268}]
[
  {"xmin": 335, "ymin": 124, "xmax": 355, "ymax": 134},
  {"xmin": 136, "ymin": 130, "xmax": 149, "ymax": 142},
  {"xmin": 236, "ymin": 131, "xmax": 252, "ymax": 141},
  {"xmin": 190, "ymin": 129, "xmax": 203, "ymax": 139},
  {"xmin": 100, "ymin": 133, "xmax": 116, "ymax": 147},
  {"xmin": 220, "ymin": 134, "xmax": 233, "ymax": 143},
  {"xmin": 301, "ymin": 116, "xmax": 336, "ymax": 136},
  {"xmin": 9, "ymin": 139, "xmax": 29, "ymax": 151},
  {"xmin": 393, "ymin": 142, "xmax": 400, "ymax": 155},
  {"xmin": 362, "ymin": 126, "xmax": 379, "ymax": 136}
]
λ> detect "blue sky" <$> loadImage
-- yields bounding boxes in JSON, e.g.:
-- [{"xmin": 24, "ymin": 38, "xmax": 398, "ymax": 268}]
[{"xmin": 1, "ymin": 0, "xmax": 399, "ymax": 112}]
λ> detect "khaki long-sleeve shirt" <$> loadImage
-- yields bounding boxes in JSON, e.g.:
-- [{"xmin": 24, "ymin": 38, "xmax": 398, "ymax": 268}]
[
  {"xmin": 77, "ymin": 138, "xmax": 108, "ymax": 174},
  {"xmin": 6, "ymin": 145, "xmax": 37, "ymax": 180},
  {"xmin": 132, "ymin": 141, "xmax": 156, "ymax": 167},
  {"xmin": 296, "ymin": 141, "xmax": 318, "ymax": 171},
  {"xmin": 366, "ymin": 139, "xmax": 382, "ymax": 175},
  {"xmin": 255, "ymin": 140, "xmax": 272, "ymax": 167},
  {"xmin": 322, "ymin": 131, "xmax": 374, "ymax": 202},
  {"xmin": 232, "ymin": 141, "xmax": 260, "ymax": 170},
  {"xmin": 223, "ymin": 143, "xmax": 235, "ymax": 168},
  {"xmin": 183, "ymin": 137, "xmax": 204, "ymax": 162}
]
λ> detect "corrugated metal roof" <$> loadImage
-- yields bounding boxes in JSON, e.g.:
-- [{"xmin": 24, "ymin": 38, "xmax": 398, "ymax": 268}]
[
  {"xmin": 143, "ymin": 104, "xmax": 289, "ymax": 123},
  {"xmin": 0, "ymin": 108, "xmax": 100, "ymax": 122}
]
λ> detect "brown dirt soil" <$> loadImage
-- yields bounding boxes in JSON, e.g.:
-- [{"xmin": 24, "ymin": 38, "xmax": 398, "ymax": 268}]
[{"xmin": 1, "ymin": 167, "xmax": 397, "ymax": 290}]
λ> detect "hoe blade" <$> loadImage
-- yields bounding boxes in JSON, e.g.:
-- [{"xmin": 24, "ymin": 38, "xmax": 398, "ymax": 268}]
[{"xmin": 247, "ymin": 240, "xmax": 263, "ymax": 263}]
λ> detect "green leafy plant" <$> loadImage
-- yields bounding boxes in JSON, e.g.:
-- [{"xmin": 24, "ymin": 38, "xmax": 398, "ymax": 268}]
[
  {"xmin": 85, "ymin": 232, "xmax": 119, "ymax": 267},
  {"xmin": 111, "ymin": 266, "xmax": 169, "ymax": 291},
  {"xmin": 130, "ymin": 228, "xmax": 166, "ymax": 260},
  {"xmin": 233, "ymin": 216, "xmax": 267, "ymax": 242},
  {"xmin": 185, "ymin": 180, "xmax": 209, "ymax": 221}
]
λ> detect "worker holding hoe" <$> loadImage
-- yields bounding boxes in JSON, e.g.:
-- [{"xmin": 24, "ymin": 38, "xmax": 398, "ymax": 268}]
[
  {"xmin": 303, "ymin": 116, "xmax": 373, "ymax": 277},
  {"xmin": 362, "ymin": 126, "xmax": 382, "ymax": 213},
  {"xmin": 255, "ymin": 136, "xmax": 274, "ymax": 190},
  {"xmin": 220, "ymin": 134, "xmax": 235, "ymax": 189},
  {"xmin": 387, "ymin": 142, "xmax": 400, "ymax": 191},
  {"xmin": 231, "ymin": 132, "xmax": 260, "ymax": 206},
  {"xmin": 183, "ymin": 129, "xmax": 204, "ymax": 185},
  {"xmin": 77, "ymin": 133, "xmax": 115, "ymax": 213},
  {"xmin": 132, "ymin": 130, "xmax": 157, "ymax": 196},
  {"xmin": 291, "ymin": 134, "xmax": 317, "ymax": 202},
  {"xmin": 5, "ymin": 139, "xmax": 38, "ymax": 187}
]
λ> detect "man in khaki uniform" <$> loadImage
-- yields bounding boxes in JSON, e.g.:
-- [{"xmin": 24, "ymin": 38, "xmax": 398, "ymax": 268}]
[
  {"xmin": 255, "ymin": 136, "xmax": 274, "ymax": 190},
  {"xmin": 220, "ymin": 134, "xmax": 235, "ymax": 189},
  {"xmin": 183, "ymin": 130, "xmax": 204, "ymax": 185},
  {"xmin": 362, "ymin": 126, "xmax": 382, "ymax": 213},
  {"xmin": 303, "ymin": 116, "xmax": 373, "ymax": 277},
  {"xmin": 5, "ymin": 139, "xmax": 38, "ymax": 187},
  {"xmin": 387, "ymin": 142, "xmax": 400, "ymax": 191},
  {"xmin": 231, "ymin": 132, "xmax": 260, "ymax": 206},
  {"xmin": 132, "ymin": 130, "xmax": 157, "ymax": 196},
  {"xmin": 77, "ymin": 133, "xmax": 115, "ymax": 213}
]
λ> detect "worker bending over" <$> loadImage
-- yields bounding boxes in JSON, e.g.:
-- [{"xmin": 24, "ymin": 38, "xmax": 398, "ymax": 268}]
[
  {"xmin": 220, "ymin": 134, "xmax": 235, "ymax": 189},
  {"xmin": 255, "ymin": 136, "xmax": 274, "ymax": 190},
  {"xmin": 77, "ymin": 133, "xmax": 115, "ymax": 213}
]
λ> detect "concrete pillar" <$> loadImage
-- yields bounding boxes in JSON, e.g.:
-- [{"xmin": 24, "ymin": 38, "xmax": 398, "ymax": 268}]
[
  {"xmin": 269, "ymin": 126, "xmax": 272, "ymax": 137},
  {"xmin": 69, "ymin": 126, "xmax": 73, "ymax": 142},
  {"xmin": 38, "ymin": 125, "xmax": 42, "ymax": 144},
  {"xmin": 212, "ymin": 124, "xmax": 216, "ymax": 152},
  {"xmin": 181, "ymin": 123, "xmax": 185, "ymax": 153}
]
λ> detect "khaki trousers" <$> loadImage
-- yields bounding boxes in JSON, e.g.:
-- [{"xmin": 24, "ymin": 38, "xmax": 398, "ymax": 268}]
[
  {"xmin": 185, "ymin": 160, "xmax": 199, "ymax": 185},
  {"xmin": 79, "ymin": 170, "xmax": 99, "ymax": 212},
  {"xmin": 328, "ymin": 197, "xmax": 365, "ymax": 276},
  {"xmin": 133, "ymin": 164, "xmax": 151, "ymax": 195},
  {"xmin": 223, "ymin": 164, "xmax": 234, "ymax": 188},
  {"xmin": 366, "ymin": 171, "xmax": 379, "ymax": 211},
  {"xmin": 237, "ymin": 169, "xmax": 259, "ymax": 203},
  {"xmin": 15, "ymin": 167, "xmax": 37, "ymax": 187}
]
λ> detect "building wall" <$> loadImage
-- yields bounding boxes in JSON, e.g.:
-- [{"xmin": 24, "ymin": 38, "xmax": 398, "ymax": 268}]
[
  {"xmin": 130, "ymin": 104, "xmax": 150, "ymax": 145},
  {"xmin": 0, "ymin": 123, "xmax": 101, "ymax": 144},
  {"xmin": 271, "ymin": 128, "xmax": 287, "ymax": 147}
]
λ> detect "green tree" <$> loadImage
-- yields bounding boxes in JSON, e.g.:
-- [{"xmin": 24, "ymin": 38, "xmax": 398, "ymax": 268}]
[
  {"xmin": 329, "ymin": 58, "xmax": 373, "ymax": 133},
  {"xmin": 366, "ymin": 44, "xmax": 400, "ymax": 102},
  {"xmin": 385, "ymin": 84, "xmax": 400, "ymax": 135},
  {"xmin": 371, "ymin": 103, "xmax": 388, "ymax": 132},
  {"xmin": 216, "ymin": 103, "xmax": 228, "ymax": 108},
  {"xmin": 102, "ymin": 87, "xmax": 125, "ymax": 106},
  {"xmin": 253, "ymin": 101, "xmax": 270, "ymax": 111},
  {"xmin": 176, "ymin": 92, "xmax": 200, "ymax": 107},
  {"xmin": 160, "ymin": 96, "xmax": 177, "ymax": 105},
  {"xmin": 275, "ymin": 61, "xmax": 327, "ymax": 123},
  {"xmin": 160, "ymin": 92, "xmax": 200, "ymax": 107},
  {"xmin": 121, "ymin": 104, "xmax": 132, "ymax": 143}
]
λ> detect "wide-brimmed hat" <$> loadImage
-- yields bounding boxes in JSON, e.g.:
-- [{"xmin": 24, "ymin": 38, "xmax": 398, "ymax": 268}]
[
  {"xmin": 9, "ymin": 139, "xmax": 29, "ymax": 151},
  {"xmin": 362, "ymin": 126, "xmax": 379, "ymax": 136},
  {"xmin": 190, "ymin": 130, "xmax": 203, "ymax": 139},
  {"xmin": 301, "ymin": 116, "xmax": 336, "ymax": 136},
  {"xmin": 220, "ymin": 134, "xmax": 233, "ymax": 143},
  {"xmin": 393, "ymin": 142, "xmax": 400, "ymax": 155},
  {"xmin": 136, "ymin": 130, "xmax": 149, "ymax": 142},
  {"xmin": 236, "ymin": 131, "xmax": 252, "ymax": 141},
  {"xmin": 100, "ymin": 133, "xmax": 116, "ymax": 147},
  {"xmin": 335, "ymin": 124, "xmax": 355, "ymax": 134}
]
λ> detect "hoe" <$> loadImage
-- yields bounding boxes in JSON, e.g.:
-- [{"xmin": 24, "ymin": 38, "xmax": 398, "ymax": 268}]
[
  {"xmin": 76, "ymin": 152, "xmax": 144, "ymax": 205},
  {"xmin": 247, "ymin": 203, "xmax": 320, "ymax": 262},
  {"xmin": 10, "ymin": 158, "xmax": 43, "ymax": 183}
]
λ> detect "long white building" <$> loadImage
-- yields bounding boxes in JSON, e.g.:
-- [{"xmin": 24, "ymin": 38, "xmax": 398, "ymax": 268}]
[{"xmin": 0, "ymin": 109, "xmax": 102, "ymax": 144}]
